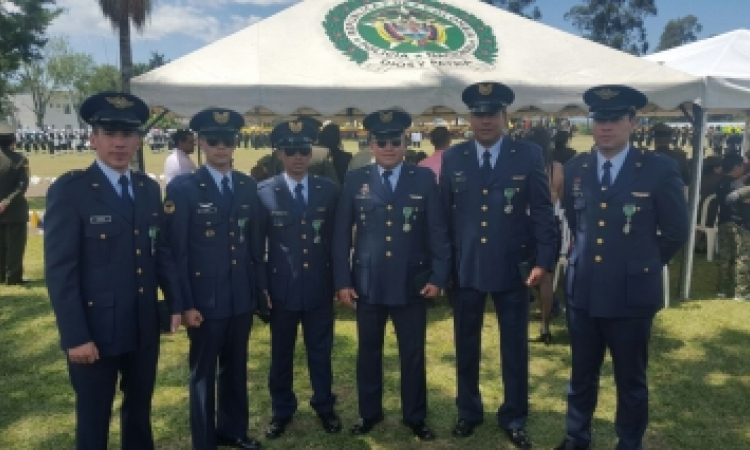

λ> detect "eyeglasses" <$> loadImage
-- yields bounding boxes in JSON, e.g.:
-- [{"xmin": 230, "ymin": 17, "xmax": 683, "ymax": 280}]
[
  {"xmin": 203, "ymin": 134, "xmax": 236, "ymax": 147},
  {"xmin": 374, "ymin": 138, "xmax": 403, "ymax": 148},
  {"xmin": 282, "ymin": 147, "xmax": 312, "ymax": 157}
]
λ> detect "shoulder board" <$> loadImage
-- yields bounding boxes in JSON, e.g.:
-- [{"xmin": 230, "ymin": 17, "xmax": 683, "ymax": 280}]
[{"xmin": 56, "ymin": 169, "xmax": 86, "ymax": 183}]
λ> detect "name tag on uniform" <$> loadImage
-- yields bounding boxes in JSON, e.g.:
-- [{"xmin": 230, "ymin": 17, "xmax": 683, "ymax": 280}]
[
  {"xmin": 317, "ymin": 207, "xmax": 327, "ymax": 212},
  {"xmin": 89, "ymin": 215, "xmax": 112, "ymax": 224},
  {"xmin": 241, "ymin": 204, "xmax": 250, "ymax": 209},
  {"xmin": 632, "ymin": 192, "xmax": 650, "ymax": 198},
  {"xmin": 196, "ymin": 207, "xmax": 217, "ymax": 214},
  {"xmin": 453, "ymin": 171, "xmax": 466, "ymax": 182},
  {"xmin": 409, "ymin": 195, "xmax": 423, "ymax": 200},
  {"xmin": 512, "ymin": 175, "xmax": 526, "ymax": 181},
  {"xmin": 271, "ymin": 211, "xmax": 288, "ymax": 216}
]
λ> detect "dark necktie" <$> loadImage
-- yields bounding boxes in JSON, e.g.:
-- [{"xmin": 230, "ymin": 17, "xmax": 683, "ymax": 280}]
[
  {"xmin": 118, "ymin": 175, "xmax": 134, "ymax": 209},
  {"xmin": 601, "ymin": 160, "xmax": 613, "ymax": 188},
  {"xmin": 294, "ymin": 183, "xmax": 306, "ymax": 216},
  {"xmin": 481, "ymin": 150, "xmax": 492, "ymax": 178},
  {"xmin": 383, "ymin": 170, "xmax": 394, "ymax": 200},
  {"xmin": 221, "ymin": 175, "xmax": 233, "ymax": 207}
]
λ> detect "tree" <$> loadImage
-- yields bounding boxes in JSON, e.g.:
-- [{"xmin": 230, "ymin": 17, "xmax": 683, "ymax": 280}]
[
  {"xmin": 482, "ymin": 0, "xmax": 541, "ymax": 20},
  {"xmin": 47, "ymin": 49, "xmax": 96, "ymax": 126},
  {"xmin": 132, "ymin": 51, "xmax": 169, "ymax": 78},
  {"xmin": 564, "ymin": 0, "xmax": 657, "ymax": 55},
  {"xmin": 656, "ymin": 15, "xmax": 703, "ymax": 52},
  {"xmin": 84, "ymin": 64, "xmax": 121, "ymax": 93},
  {"xmin": 97, "ymin": 0, "xmax": 153, "ymax": 93},
  {"xmin": 0, "ymin": 0, "xmax": 60, "ymax": 99},
  {"xmin": 16, "ymin": 37, "xmax": 71, "ymax": 128}
]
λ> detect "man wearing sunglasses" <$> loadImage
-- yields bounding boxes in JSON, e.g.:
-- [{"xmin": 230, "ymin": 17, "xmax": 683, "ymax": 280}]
[
  {"xmin": 44, "ymin": 92, "xmax": 182, "ymax": 449},
  {"xmin": 332, "ymin": 109, "xmax": 450, "ymax": 441},
  {"xmin": 555, "ymin": 85, "xmax": 688, "ymax": 450},
  {"xmin": 439, "ymin": 82, "xmax": 557, "ymax": 449},
  {"xmin": 162, "ymin": 108, "xmax": 266, "ymax": 450},
  {"xmin": 257, "ymin": 120, "xmax": 342, "ymax": 439}
]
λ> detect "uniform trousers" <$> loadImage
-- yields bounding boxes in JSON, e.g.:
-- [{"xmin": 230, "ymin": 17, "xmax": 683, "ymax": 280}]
[
  {"xmin": 356, "ymin": 300, "xmax": 427, "ymax": 423},
  {"xmin": 67, "ymin": 344, "xmax": 159, "ymax": 450},
  {"xmin": 0, "ymin": 222, "xmax": 27, "ymax": 284},
  {"xmin": 565, "ymin": 307, "xmax": 653, "ymax": 450},
  {"xmin": 268, "ymin": 303, "xmax": 336, "ymax": 418},
  {"xmin": 452, "ymin": 287, "xmax": 530, "ymax": 429},
  {"xmin": 188, "ymin": 313, "xmax": 252, "ymax": 450}
]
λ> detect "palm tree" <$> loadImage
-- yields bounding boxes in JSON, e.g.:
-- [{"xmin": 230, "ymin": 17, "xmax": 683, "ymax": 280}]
[{"xmin": 97, "ymin": 0, "xmax": 153, "ymax": 93}]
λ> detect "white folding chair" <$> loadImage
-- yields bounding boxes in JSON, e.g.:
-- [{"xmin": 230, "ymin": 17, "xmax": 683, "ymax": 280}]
[
  {"xmin": 552, "ymin": 212, "xmax": 571, "ymax": 292},
  {"xmin": 663, "ymin": 264, "xmax": 670, "ymax": 308},
  {"xmin": 695, "ymin": 194, "xmax": 718, "ymax": 261}
]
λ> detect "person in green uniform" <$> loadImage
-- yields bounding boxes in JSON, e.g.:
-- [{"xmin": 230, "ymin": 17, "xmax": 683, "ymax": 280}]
[{"xmin": 0, "ymin": 122, "xmax": 30, "ymax": 285}]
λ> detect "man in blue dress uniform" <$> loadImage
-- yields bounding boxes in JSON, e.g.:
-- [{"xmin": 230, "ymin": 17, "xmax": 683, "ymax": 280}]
[
  {"xmin": 332, "ymin": 110, "xmax": 450, "ymax": 441},
  {"xmin": 45, "ymin": 92, "xmax": 182, "ymax": 450},
  {"xmin": 163, "ymin": 108, "xmax": 266, "ymax": 450},
  {"xmin": 440, "ymin": 82, "xmax": 557, "ymax": 449},
  {"xmin": 258, "ymin": 120, "xmax": 342, "ymax": 439},
  {"xmin": 554, "ymin": 85, "xmax": 688, "ymax": 450}
]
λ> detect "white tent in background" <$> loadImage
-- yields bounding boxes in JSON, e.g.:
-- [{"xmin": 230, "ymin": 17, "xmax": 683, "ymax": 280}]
[
  {"xmin": 132, "ymin": 0, "xmax": 702, "ymax": 119},
  {"xmin": 645, "ymin": 29, "xmax": 750, "ymax": 299}
]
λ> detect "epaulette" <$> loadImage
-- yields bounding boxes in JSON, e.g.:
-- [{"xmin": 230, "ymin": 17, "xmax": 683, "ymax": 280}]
[{"xmin": 60, "ymin": 169, "xmax": 85, "ymax": 180}]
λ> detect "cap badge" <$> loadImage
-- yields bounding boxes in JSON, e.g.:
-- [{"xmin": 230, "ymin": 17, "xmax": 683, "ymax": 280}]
[
  {"xmin": 105, "ymin": 96, "xmax": 133, "ymax": 110},
  {"xmin": 213, "ymin": 111, "xmax": 230, "ymax": 124},
  {"xmin": 380, "ymin": 111, "xmax": 393, "ymax": 123},
  {"xmin": 594, "ymin": 88, "xmax": 619, "ymax": 100},
  {"xmin": 478, "ymin": 83, "xmax": 493, "ymax": 96},
  {"xmin": 289, "ymin": 121, "xmax": 303, "ymax": 133}
]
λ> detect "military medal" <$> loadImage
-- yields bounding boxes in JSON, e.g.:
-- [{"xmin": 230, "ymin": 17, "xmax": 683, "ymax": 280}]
[
  {"xmin": 402, "ymin": 207, "xmax": 413, "ymax": 232},
  {"xmin": 238, "ymin": 218, "xmax": 247, "ymax": 243},
  {"xmin": 623, "ymin": 204, "xmax": 636, "ymax": 234},
  {"xmin": 312, "ymin": 219, "xmax": 323, "ymax": 243},
  {"xmin": 148, "ymin": 226, "xmax": 158, "ymax": 256},
  {"xmin": 504, "ymin": 188, "xmax": 515, "ymax": 214}
]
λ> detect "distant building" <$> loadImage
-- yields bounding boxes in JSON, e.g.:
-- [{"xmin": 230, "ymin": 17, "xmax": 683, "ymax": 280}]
[{"xmin": 10, "ymin": 91, "xmax": 79, "ymax": 130}]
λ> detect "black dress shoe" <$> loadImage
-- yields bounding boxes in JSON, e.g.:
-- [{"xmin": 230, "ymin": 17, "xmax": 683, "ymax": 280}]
[
  {"xmin": 215, "ymin": 435, "xmax": 262, "ymax": 449},
  {"xmin": 350, "ymin": 414, "xmax": 384, "ymax": 435},
  {"xmin": 452, "ymin": 418, "xmax": 482, "ymax": 437},
  {"xmin": 264, "ymin": 417, "xmax": 291, "ymax": 439},
  {"xmin": 404, "ymin": 420, "xmax": 436, "ymax": 441},
  {"xmin": 554, "ymin": 438, "xmax": 590, "ymax": 450},
  {"xmin": 504, "ymin": 427, "xmax": 532, "ymax": 449},
  {"xmin": 318, "ymin": 411, "xmax": 342, "ymax": 433}
]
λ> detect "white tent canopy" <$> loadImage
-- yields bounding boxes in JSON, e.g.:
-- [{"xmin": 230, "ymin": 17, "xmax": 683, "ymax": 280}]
[
  {"xmin": 133, "ymin": 0, "xmax": 703, "ymax": 118},
  {"xmin": 644, "ymin": 29, "xmax": 750, "ymax": 110}
]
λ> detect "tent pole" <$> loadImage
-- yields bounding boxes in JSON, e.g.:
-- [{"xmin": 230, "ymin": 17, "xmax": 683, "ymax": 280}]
[
  {"xmin": 679, "ymin": 104, "xmax": 707, "ymax": 300},
  {"xmin": 743, "ymin": 111, "xmax": 750, "ymax": 155}
]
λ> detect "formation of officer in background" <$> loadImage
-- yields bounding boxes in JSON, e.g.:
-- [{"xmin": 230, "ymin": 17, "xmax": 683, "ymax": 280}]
[
  {"xmin": 0, "ymin": 123, "xmax": 30, "ymax": 285},
  {"xmin": 44, "ymin": 92, "xmax": 182, "ymax": 450},
  {"xmin": 439, "ymin": 82, "xmax": 557, "ymax": 449},
  {"xmin": 257, "ymin": 120, "xmax": 342, "ymax": 439},
  {"xmin": 162, "ymin": 108, "xmax": 266, "ymax": 450},
  {"xmin": 15, "ymin": 128, "xmax": 91, "ymax": 155},
  {"xmin": 557, "ymin": 85, "xmax": 688, "ymax": 450},
  {"xmin": 332, "ymin": 109, "xmax": 450, "ymax": 441}
]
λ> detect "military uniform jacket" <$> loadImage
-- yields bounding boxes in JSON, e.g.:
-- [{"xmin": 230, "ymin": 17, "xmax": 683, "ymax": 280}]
[
  {"xmin": 45, "ymin": 163, "xmax": 181, "ymax": 356},
  {"xmin": 332, "ymin": 163, "xmax": 450, "ymax": 306},
  {"xmin": 562, "ymin": 149, "xmax": 688, "ymax": 318},
  {"xmin": 258, "ymin": 174, "xmax": 338, "ymax": 311},
  {"xmin": 440, "ymin": 139, "xmax": 557, "ymax": 293},
  {"xmin": 164, "ymin": 166, "xmax": 265, "ymax": 320},
  {"xmin": 0, "ymin": 149, "xmax": 29, "ymax": 223}
]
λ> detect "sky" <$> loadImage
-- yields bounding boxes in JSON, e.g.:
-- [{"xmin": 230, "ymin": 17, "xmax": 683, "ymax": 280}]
[{"xmin": 45, "ymin": 0, "xmax": 750, "ymax": 66}]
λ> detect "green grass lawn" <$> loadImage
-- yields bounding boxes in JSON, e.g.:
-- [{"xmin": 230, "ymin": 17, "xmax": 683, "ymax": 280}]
[{"xmin": 1, "ymin": 235, "xmax": 749, "ymax": 449}]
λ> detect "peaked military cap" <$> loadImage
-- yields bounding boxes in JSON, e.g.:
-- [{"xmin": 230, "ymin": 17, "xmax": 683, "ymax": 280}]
[
  {"xmin": 0, "ymin": 122, "xmax": 14, "ymax": 135},
  {"xmin": 363, "ymin": 109, "xmax": 412, "ymax": 137},
  {"xmin": 79, "ymin": 92, "xmax": 149, "ymax": 129},
  {"xmin": 189, "ymin": 108, "xmax": 244, "ymax": 133},
  {"xmin": 462, "ymin": 82, "xmax": 515, "ymax": 114},
  {"xmin": 271, "ymin": 119, "xmax": 318, "ymax": 149},
  {"xmin": 583, "ymin": 85, "xmax": 648, "ymax": 120},
  {"xmin": 651, "ymin": 122, "xmax": 674, "ymax": 138}
]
